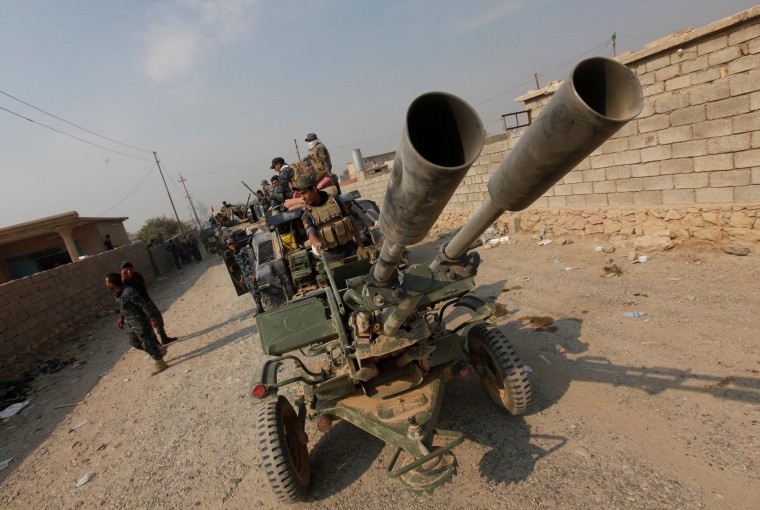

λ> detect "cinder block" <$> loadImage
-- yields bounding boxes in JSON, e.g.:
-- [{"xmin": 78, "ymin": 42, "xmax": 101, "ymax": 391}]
[
  {"xmin": 694, "ymin": 154, "xmax": 734, "ymax": 172},
  {"xmin": 571, "ymin": 183, "xmax": 593, "ymax": 195},
  {"xmin": 707, "ymin": 133, "xmax": 752, "ymax": 154},
  {"xmin": 643, "ymin": 82, "xmax": 665, "ymax": 98},
  {"xmin": 658, "ymin": 126, "xmax": 692, "ymax": 144},
  {"xmin": 728, "ymin": 53, "xmax": 760, "ymax": 74},
  {"xmin": 585, "ymin": 194, "xmax": 609, "ymax": 206},
  {"xmin": 691, "ymin": 68, "xmax": 722, "ymax": 86},
  {"xmin": 663, "ymin": 189, "xmax": 696, "ymax": 204},
  {"xmin": 697, "ymin": 36, "xmax": 728, "ymax": 56},
  {"xmin": 645, "ymin": 54, "xmax": 671, "ymax": 72},
  {"xmin": 693, "ymin": 119, "xmax": 732, "ymax": 139},
  {"xmin": 753, "ymin": 168, "xmax": 760, "ymax": 184},
  {"xmin": 665, "ymin": 75, "xmax": 691, "ymax": 91},
  {"xmin": 670, "ymin": 105, "xmax": 706, "ymax": 126},
  {"xmin": 601, "ymin": 138, "xmax": 629, "ymax": 154},
  {"xmin": 633, "ymin": 190, "xmax": 663, "ymax": 205},
  {"xmin": 608, "ymin": 192, "xmax": 635, "ymax": 205},
  {"xmin": 614, "ymin": 150, "xmax": 643, "ymax": 165},
  {"xmin": 729, "ymin": 69, "xmax": 760, "ymax": 96},
  {"xmin": 589, "ymin": 154, "xmax": 615, "ymax": 169},
  {"xmin": 735, "ymin": 185, "xmax": 760, "ymax": 202},
  {"xmin": 672, "ymin": 140, "xmax": 708, "ymax": 158},
  {"xmin": 643, "ymin": 175, "xmax": 674, "ymax": 190},
  {"xmin": 660, "ymin": 158, "xmax": 694, "ymax": 175},
  {"xmin": 632, "ymin": 161, "xmax": 662, "ymax": 177},
  {"xmin": 583, "ymin": 169, "xmax": 606, "ymax": 182},
  {"xmin": 552, "ymin": 184, "xmax": 572, "ymax": 196},
  {"xmin": 655, "ymin": 93, "xmax": 690, "ymax": 113},
  {"xmin": 696, "ymin": 187, "xmax": 734, "ymax": 203},
  {"xmin": 691, "ymin": 80, "xmax": 731, "ymax": 105},
  {"xmin": 708, "ymin": 46, "xmax": 743, "ymax": 66},
  {"xmin": 593, "ymin": 180, "xmax": 617, "ymax": 193},
  {"xmin": 606, "ymin": 166, "xmax": 632, "ymax": 180},
  {"xmin": 617, "ymin": 178, "xmax": 644, "ymax": 192},
  {"xmin": 655, "ymin": 64, "xmax": 681, "ymax": 82},
  {"xmin": 629, "ymin": 133, "xmax": 658, "ymax": 150},
  {"xmin": 710, "ymin": 170, "xmax": 751, "ymax": 187},
  {"xmin": 728, "ymin": 23, "xmax": 760, "ymax": 45},
  {"xmin": 566, "ymin": 195, "xmax": 586, "ymax": 206},
  {"xmin": 674, "ymin": 172, "xmax": 709, "ymax": 188},
  {"xmin": 641, "ymin": 145, "xmax": 672, "ymax": 163},
  {"xmin": 733, "ymin": 112, "xmax": 760, "ymax": 133},
  {"xmin": 680, "ymin": 55, "xmax": 709, "ymax": 74},
  {"xmin": 706, "ymin": 96, "xmax": 750, "ymax": 119},
  {"xmin": 547, "ymin": 196, "xmax": 567, "ymax": 207},
  {"xmin": 562, "ymin": 170, "xmax": 584, "ymax": 184},
  {"xmin": 735, "ymin": 149, "xmax": 760, "ymax": 168}
]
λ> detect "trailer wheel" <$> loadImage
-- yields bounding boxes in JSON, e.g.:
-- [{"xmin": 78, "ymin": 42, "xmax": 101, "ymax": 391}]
[
  {"xmin": 467, "ymin": 324, "xmax": 531, "ymax": 415},
  {"xmin": 255, "ymin": 396, "xmax": 310, "ymax": 502}
]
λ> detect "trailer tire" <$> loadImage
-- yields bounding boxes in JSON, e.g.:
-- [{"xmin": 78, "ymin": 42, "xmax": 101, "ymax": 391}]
[
  {"xmin": 255, "ymin": 396, "xmax": 310, "ymax": 502},
  {"xmin": 467, "ymin": 323, "xmax": 531, "ymax": 415}
]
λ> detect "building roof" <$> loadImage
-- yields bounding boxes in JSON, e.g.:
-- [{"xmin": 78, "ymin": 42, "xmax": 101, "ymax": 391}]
[{"xmin": 0, "ymin": 211, "xmax": 128, "ymax": 246}]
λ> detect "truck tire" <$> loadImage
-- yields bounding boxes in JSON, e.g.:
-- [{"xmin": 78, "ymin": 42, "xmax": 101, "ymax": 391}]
[
  {"xmin": 255, "ymin": 396, "xmax": 310, "ymax": 502},
  {"xmin": 467, "ymin": 323, "xmax": 531, "ymax": 415}
]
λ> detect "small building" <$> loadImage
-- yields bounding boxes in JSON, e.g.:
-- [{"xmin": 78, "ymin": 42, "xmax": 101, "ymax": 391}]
[{"xmin": 0, "ymin": 211, "xmax": 129, "ymax": 284}]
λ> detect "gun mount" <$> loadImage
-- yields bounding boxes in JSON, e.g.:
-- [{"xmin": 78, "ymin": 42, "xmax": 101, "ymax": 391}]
[{"xmin": 251, "ymin": 57, "xmax": 643, "ymax": 502}]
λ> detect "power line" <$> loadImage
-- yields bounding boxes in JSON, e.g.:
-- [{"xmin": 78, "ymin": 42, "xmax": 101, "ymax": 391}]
[
  {"xmin": 0, "ymin": 89, "xmax": 153, "ymax": 153},
  {"xmin": 0, "ymin": 105, "xmax": 154, "ymax": 162},
  {"xmin": 97, "ymin": 164, "xmax": 156, "ymax": 216}
]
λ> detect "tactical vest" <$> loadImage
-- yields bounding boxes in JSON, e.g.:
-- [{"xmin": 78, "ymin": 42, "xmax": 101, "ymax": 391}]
[
  {"xmin": 308, "ymin": 142, "xmax": 331, "ymax": 173},
  {"xmin": 306, "ymin": 198, "xmax": 354, "ymax": 249}
]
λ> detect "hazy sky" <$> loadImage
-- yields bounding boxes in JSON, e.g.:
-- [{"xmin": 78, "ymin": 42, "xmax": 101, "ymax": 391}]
[{"xmin": 1, "ymin": 0, "xmax": 756, "ymax": 232}]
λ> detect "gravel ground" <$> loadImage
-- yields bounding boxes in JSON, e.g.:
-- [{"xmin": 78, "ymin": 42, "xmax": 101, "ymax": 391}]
[{"xmin": 0, "ymin": 233, "xmax": 758, "ymax": 509}]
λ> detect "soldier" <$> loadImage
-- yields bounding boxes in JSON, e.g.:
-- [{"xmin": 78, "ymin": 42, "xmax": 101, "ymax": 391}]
[
  {"xmin": 105, "ymin": 273, "xmax": 169, "ymax": 375},
  {"xmin": 293, "ymin": 174, "xmax": 364, "ymax": 263},
  {"xmin": 304, "ymin": 133, "xmax": 341, "ymax": 194},
  {"xmin": 226, "ymin": 238, "xmax": 264, "ymax": 314},
  {"xmin": 270, "ymin": 157, "xmax": 294, "ymax": 206},
  {"xmin": 120, "ymin": 261, "xmax": 178, "ymax": 346}
]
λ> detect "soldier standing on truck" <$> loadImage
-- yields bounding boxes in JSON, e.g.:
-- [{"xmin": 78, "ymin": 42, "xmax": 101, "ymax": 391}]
[
  {"xmin": 270, "ymin": 157, "xmax": 294, "ymax": 207},
  {"xmin": 304, "ymin": 133, "xmax": 341, "ymax": 194},
  {"xmin": 105, "ymin": 273, "xmax": 169, "ymax": 375},
  {"xmin": 226, "ymin": 238, "xmax": 265, "ymax": 314},
  {"xmin": 293, "ymin": 174, "xmax": 363, "ymax": 263}
]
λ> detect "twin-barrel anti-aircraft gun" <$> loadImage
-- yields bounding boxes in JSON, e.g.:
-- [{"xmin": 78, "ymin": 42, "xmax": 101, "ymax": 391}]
[{"xmin": 247, "ymin": 58, "xmax": 643, "ymax": 502}]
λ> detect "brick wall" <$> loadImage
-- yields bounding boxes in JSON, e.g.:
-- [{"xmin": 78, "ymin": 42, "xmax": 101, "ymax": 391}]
[
  {"xmin": 345, "ymin": 8, "xmax": 760, "ymax": 244},
  {"xmin": 0, "ymin": 243, "xmax": 153, "ymax": 381}
]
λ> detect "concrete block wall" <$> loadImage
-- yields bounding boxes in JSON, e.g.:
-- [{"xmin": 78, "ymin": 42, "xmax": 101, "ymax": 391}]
[
  {"xmin": 345, "ymin": 8, "xmax": 760, "ymax": 244},
  {"xmin": 0, "ymin": 243, "xmax": 153, "ymax": 381}
]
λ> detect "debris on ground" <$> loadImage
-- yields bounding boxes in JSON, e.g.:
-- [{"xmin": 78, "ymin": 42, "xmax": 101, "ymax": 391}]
[
  {"xmin": 601, "ymin": 263, "xmax": 623, "ymax": 277},
  {"xmin": 69, "ymin": 420, "xmax": 89, "ymax": 433},
  {"xmin": 560, "ymin": 238, "xmax": 573, "ymax": 245},
  {"xmin": 624, "ymin": 311, "xmax": 647, "ymax": 317},
  {"xmin": 723, "ymin": 245, "xmax": 750, "ymax": 256},
  {"xmin": 704, "ymin": 376, "xmax": 735, "ymax": 389},
  {"xmin": 74, "ymin": 473, "xmax": 91, "ymax": 488},
  {"xmin": 0, "ymin": 458, "xmax": 13, "ymax": 471},
  {"xmin": 0, "ymin": 400, "xmax": 30, "ymax": 419},
  {"xmin": 538, "ymin": 239, "xmax": 553, "ymax": 246}
]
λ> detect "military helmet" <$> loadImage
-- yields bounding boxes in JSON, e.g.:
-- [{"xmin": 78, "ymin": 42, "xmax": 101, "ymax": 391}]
[
  {"xmin": 305, "ymin": 133, "xmax": 318, "ymax": 142},
  {"xmin": 270, "ymin": 156, "xmax": 285, "ymax": 169}
]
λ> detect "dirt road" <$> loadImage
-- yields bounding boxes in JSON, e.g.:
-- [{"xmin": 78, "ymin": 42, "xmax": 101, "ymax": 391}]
[{"xmin": 1, "ymin": 234, "xmax": 758, "ymax": 509}]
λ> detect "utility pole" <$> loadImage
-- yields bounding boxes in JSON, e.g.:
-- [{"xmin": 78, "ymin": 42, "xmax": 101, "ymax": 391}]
[
  {"xmin": 153, "ymin": 151, "xmax": 186, "ymax": 236},
  {"xmin": 179, "ymin": 173, "xmax": 203, "ymax": 229},
  {"xmin": 612, "ymin": 32, "xmax": 617, "ymax": 57},
  {"xmin": 534, "ymin": 72, "xmax": 540, "ymax": 90},
  {"xmin": 293, "ymin": 138, "xmax": 301, "ymax": 160}
]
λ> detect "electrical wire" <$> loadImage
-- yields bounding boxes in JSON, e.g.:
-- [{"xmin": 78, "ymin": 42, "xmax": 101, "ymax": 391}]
[
  {"xmin": 97, "ymin": 164, "xmax": 156, "ymax": 216},
  {"xmin": 0, "ymin": 89, "xmax": 153, "ymax": 153},
  {"xmin": 0, "ymin": 105, "xmax": 154, "ymax": 162}
]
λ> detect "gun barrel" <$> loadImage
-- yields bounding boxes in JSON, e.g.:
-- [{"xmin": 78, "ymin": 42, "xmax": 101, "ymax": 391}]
[
  {"xmin": 440, "ymin": 57, "xmax": 643, "ymax": 263},
  {"xmin": 374, "ymin": 92, "xmax": 485, "ymax": 283}
]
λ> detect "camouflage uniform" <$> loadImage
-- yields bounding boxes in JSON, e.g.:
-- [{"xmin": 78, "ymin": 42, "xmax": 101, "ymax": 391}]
[
  {"xmin": 307, "ymin": 141, "xmax": 341, "ymax": 194},
  {"xmin": 234, "ymin": 245, "xmax": 264, "ymax": 311},
  {"xmin": 271, "ymin": 164, "xmax": 295, "ymax": 206},
  {"xmin": 123, "ymin": 270, "xmax": 175, "ymax": 345},
  {"xmin": 301, "ymin": 190, "xmax": 359, "ymax": 263},
  {"xmin": 115, "ymin": 285, "xmax": 164, "ymax": 361}
]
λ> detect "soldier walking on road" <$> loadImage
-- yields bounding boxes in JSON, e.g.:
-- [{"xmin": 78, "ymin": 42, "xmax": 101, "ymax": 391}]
[
  {"xmin": 226, "ymin": 238, "xmax": 264, "ymax": 314},
  {"xmin": 105, "ymin": 273, "xmax": 169, "ymax": 375},
  {"xmin": 120, "ymin": 261, "xmax": 178, "ymax": 346}
]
